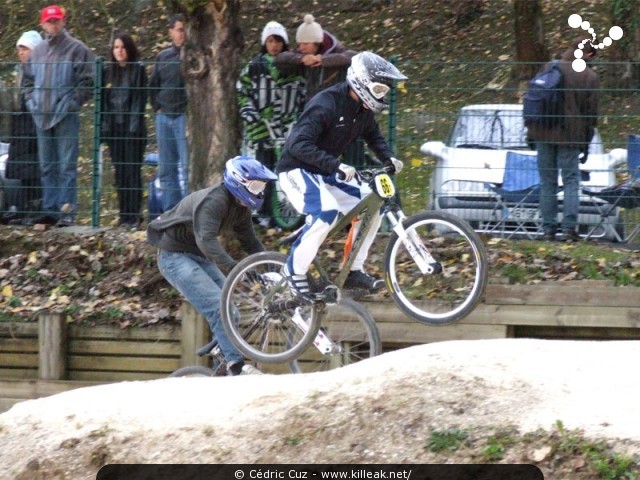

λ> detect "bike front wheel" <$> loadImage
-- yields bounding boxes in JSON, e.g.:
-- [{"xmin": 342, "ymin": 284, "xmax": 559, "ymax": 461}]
[
  {"xmin": 220, "ymin": 251, "xmax": 320, "ymax": 364},
  {"xmin": 384, "ymin": 211, "xmax": 488, "ymax": 325},
  {"xmin": 289, "ymin": 298, "xmax": 381, "ymax": 373}
]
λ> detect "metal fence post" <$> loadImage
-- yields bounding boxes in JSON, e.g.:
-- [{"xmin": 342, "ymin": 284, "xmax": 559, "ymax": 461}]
[{"xmin": 91, "ymin": 57, "xmax": 103, "ymax": 228}]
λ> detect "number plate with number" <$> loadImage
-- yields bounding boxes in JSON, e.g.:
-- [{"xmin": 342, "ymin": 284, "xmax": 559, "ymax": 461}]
[
  {"xmin": 374, "ymin": 174, "xmax": 396, "ymax": 198},
  {"xmin": 509, "ymin": 207, "xmax": 540, "ymax": 220}
]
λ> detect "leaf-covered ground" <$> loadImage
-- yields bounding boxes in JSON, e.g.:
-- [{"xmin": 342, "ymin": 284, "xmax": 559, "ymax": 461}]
[{"xmin": 0, "ymin": 225, "xmax": 638, "ymax": 326}]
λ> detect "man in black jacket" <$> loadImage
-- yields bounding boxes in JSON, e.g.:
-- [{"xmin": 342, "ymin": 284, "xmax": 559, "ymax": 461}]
[
  {"xmin": 149, "ymin": 14, "xmax": 188, "ymax": 212},
  {"xmin": 276, "ymin": 52, "xmax": 406, "ymax": 301}
]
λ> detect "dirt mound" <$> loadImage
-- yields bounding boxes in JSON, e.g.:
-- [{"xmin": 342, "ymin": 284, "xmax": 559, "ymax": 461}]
[{"xmin": 1, "ymin": 339, "xmax": 639, "ymax": 479}]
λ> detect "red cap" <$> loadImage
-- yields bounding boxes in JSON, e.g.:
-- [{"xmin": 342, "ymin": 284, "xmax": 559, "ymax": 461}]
[{"xmin": 41, "ymin": 5, "xmax": 66, "ymax": 23}]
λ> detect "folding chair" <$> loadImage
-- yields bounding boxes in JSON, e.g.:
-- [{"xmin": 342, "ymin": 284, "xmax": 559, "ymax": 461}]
[
  {"xmin": 583, "ymin": 134, "xmax": 640, "ymax": 243},
  {"xmin": 485, "ymin": 151, "xmax": 542, "ymax": 239}
]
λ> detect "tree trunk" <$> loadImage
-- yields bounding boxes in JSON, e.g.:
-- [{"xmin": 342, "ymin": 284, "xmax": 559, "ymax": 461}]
[
  {"xmin": 179, "ymin": 0, "xmax": 244, "ymax": 190},
  {"xmin": 607, "ymin": 0, "xmax": 640, "ymax": 90},
  {"xmin": 513, "ymin": 0, "xmax": 548, "ymax": 82}
]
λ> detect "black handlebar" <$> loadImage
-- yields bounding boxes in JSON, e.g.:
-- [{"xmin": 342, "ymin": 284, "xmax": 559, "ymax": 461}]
[{"xmin": 356, "ymin": 165, "xmax": 396, "ymax": 181}]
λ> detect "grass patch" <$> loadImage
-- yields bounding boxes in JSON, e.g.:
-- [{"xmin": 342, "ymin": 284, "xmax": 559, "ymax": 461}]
[
  {"xmin": 481, "ymin": 429, "xmax": 518, "ymax": 462},
  {"xmin": 426, "ymin": 428, "xmax": 468, "ymax": 453}
]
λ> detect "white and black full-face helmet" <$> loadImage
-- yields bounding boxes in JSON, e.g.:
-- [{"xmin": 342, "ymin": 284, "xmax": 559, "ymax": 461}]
[{"xmin": 347, "ymin": 51, "xmax": 408, "ymax": 114}]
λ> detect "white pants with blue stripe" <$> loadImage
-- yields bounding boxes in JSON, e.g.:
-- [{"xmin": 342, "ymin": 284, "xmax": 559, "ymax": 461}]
[{"xmin": 278, "ymin": 168, "xmax": 382, "ymax": 276}]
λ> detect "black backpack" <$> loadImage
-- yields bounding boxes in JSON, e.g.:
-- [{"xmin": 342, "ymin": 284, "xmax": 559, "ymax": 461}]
[{"xmin": 523, "ymin": 60, "xmax": 564, "ymax": 128}]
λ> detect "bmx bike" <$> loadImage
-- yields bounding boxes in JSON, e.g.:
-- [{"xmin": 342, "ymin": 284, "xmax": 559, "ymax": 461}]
[
  {"xmin": 219, "ymin": 166, "xmax": 489, "ymax": 366},
  {"xmin": 170, "ymin": 297, "xmax": 380, "ymax": 375}
]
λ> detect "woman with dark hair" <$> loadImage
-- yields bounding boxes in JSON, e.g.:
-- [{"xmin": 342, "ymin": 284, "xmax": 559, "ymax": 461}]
[{"xmin": 101, "ymin": 32, "xmax": 148, "ymax": 228}]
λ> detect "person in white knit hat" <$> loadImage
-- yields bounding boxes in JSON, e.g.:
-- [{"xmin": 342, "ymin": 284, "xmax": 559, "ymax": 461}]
[
  {"xmin": 0, "ymin": 31, "xmax": 43, "ymax": 225},
  {"xmin": 237, "ymin": 21, "xmax": 305, "ymax": 226},
  {"xmin": 276, "ymin": 14, "xmax": 356, "ymax": 102}
]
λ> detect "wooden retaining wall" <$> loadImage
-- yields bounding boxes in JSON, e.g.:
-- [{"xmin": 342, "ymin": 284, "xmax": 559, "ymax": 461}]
[{"xmin": 1, "ymin": 281, "xmax": 638, "ymax": 412}]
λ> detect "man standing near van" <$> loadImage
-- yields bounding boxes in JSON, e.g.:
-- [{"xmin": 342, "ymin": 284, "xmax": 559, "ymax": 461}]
[{"xmin": 527, "ymin": 37, "xmax": 599, "ymax": 242}]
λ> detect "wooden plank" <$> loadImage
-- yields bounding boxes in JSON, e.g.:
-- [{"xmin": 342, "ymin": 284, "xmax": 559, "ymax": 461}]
[
  {"xmin": 0, "ymin": 338, "xmax": 38, "ymax": 353},
  {"xmin": 0, "ymin": 322, "xmax": 38, "ymax": 337},
  {"xmin": 68, "ymin": 355, "xmax": 180, "ymax": 373},
  {"xmin": 0, "ymin": 379, "xmax": 101, "ymax": 399},
  {"xmin": 484, "ymin": 284, "xmax": 640, "ymax": 307},
  {"xmin": 69, "ymin": 371, "xmax": 168, "ymax": 381},
  {"xmin": 463, "ymin": 304, "xmax": 640, "ymax": 328},
  {"xmin": 514, "ymin": 325, "xmax": 640, "ymax": 340},
  {"xmin": 0, "ymin": 353, "xmax": 38, "ymax": 368},
  {"xmin": 0, "ymin": 368, "xmax": 38, "ymax": 379},
  {"xmin": 361, "ymin": 302, "xmax": 640, "ymax": 329},
  {"xmin": 68, "ymin": 340, "xmax": 181, "ymax": 357},
  {"xmin": 377, "ymin": 322, "xmax": 508, "ymax": 344},
  {"xmin": 39, "ymin": 313, "xmax": 67, "ymax": 380},
  {"xmin": 69, "ymin": 325, "xmax": 179, "ymax": 341}
]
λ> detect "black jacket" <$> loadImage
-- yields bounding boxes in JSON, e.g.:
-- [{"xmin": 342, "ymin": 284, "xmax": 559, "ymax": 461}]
[
  {"xmin": 149, "ymin": 45, "xmax": 187, "ymax": 116},
  {"xmin": 101, "ymin": 61, "xmax": 148, "ymax": 139},
  {"xmin": 6, "ymin": 75, "xmax": 39, "ymax": 181},
  {"xmin": 276, "ymin": 82, "xmax": 393, "ymax": 175}
]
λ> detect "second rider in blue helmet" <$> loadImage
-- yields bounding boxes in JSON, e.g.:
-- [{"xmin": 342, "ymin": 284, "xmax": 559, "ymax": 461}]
[{"xmin": 147, "ymin": 156, "xmax": 277, "ymax": 376}]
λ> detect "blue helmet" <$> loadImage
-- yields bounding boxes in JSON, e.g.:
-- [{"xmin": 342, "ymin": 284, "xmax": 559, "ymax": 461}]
[{"xmin": 223, "ymin": 156, "xmax": 277, "ymax": 209}]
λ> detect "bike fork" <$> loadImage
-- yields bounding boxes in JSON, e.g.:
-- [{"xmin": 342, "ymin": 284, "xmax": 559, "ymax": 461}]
[
  {"xmin": 289, "ymin": 307, "xmax": 338, "ymax": 355},
  {"xmin": 385, "ymin": 212, "xmax": 439, "ymax": 275}
]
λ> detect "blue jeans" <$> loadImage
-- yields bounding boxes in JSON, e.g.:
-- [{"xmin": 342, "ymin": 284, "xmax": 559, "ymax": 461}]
[
  {"xmin": 36, "ymin": 113, "xmax": 80, "ymax": 216},
  {"xmin": 536, "ymin": 142, "xmax": 581, "ymax": 232},
  {"xmin": 157, "ymin": 250, "xmax": 243, "ymax": 364},
  {"xmin": 156, "ymin": 113, "xmax": 188, "ymax": 212}
]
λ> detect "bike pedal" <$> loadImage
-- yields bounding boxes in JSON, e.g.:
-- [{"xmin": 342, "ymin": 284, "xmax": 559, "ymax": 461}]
[{"xmin": 319, "ymin": 285, "xmax": 341, "ymax": 305}]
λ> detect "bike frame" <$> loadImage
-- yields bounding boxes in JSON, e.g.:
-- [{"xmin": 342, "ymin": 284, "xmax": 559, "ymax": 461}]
[{"xmin": 312, "ymin": 170, "xmax": 437, "ymax": 290}]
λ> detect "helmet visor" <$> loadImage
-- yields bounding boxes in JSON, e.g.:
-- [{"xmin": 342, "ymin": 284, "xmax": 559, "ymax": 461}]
[
  {"xmin": 368, "ymin": 82, "xmax": 390, "ymax": 100},
  {"xmin": 245, "ymin": 179, "xmax": 267, "ymax": 195}
]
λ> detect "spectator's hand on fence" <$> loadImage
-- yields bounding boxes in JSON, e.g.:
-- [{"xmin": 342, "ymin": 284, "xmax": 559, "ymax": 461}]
[
  {"xmin": 387, "ymin": 157, "xmax": 404, "ymax": 174},
  {"xmin": 338, "ymin": 163, "xmax": 357, "ymax": 182}
]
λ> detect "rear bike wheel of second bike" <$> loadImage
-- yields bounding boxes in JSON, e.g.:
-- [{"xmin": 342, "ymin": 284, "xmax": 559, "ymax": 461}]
[
  {"xmin": 270, "ymin": 181, "xmax": 305, "ymax": 230},
  {"xmin": 220, "ymin": 251, "xmax": 320, "ymax": 364},
  {"xmin": 384, "ymin": 210, "xmax": 488, "ymax": 325},
  {"xmin": 289, "ymin": 298, "xmax": 381, "ymax": 373}
]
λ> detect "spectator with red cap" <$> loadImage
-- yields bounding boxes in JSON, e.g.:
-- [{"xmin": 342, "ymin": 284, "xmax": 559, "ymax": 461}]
[{"xmin": 22, "ymin": 5, "xmax": 95, "ymax": 227}]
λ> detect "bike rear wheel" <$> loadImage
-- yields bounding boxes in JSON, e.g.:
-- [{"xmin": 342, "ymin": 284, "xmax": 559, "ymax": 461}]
[
  {"xmin": 289, "ymin": 298, "xmax": 381, "ymax": 373},
  {"xmin": 169, "ymin": 366, "xmax": 217, "ymax": 377},
  {"xmin": 384, "ymin": 211, "xmax": 488, "ymax": 325},
  {"xmin": 220, "ymin": 251, "xmax": 320, "ymax": 364},
  {"xmin": 271, "ymin": 181, "xmax": 305, "ymax": 230}
]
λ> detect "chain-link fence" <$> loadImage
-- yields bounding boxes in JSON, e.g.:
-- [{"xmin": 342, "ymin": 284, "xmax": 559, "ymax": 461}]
[{"xmin": 1, "ymin": 59, "xmax": 638, "ymax": 242}]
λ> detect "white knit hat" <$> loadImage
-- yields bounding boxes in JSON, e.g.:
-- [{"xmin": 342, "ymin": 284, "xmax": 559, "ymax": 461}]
[
  {"xmin": 16, "ymin": 30, "xmax": 42, "ymax": 50},
  {"xmin": 296, "ymin": 14, "xmax": 323, "ymax": 44},
  {"xmin": 261, "ymin": 21, "xmax": 288, "ymax": 46}
]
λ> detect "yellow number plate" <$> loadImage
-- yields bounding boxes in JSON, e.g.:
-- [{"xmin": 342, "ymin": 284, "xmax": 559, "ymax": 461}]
[{"xmin": 374, "ymin": 174, "xmax": 396, "ymax": 198}]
